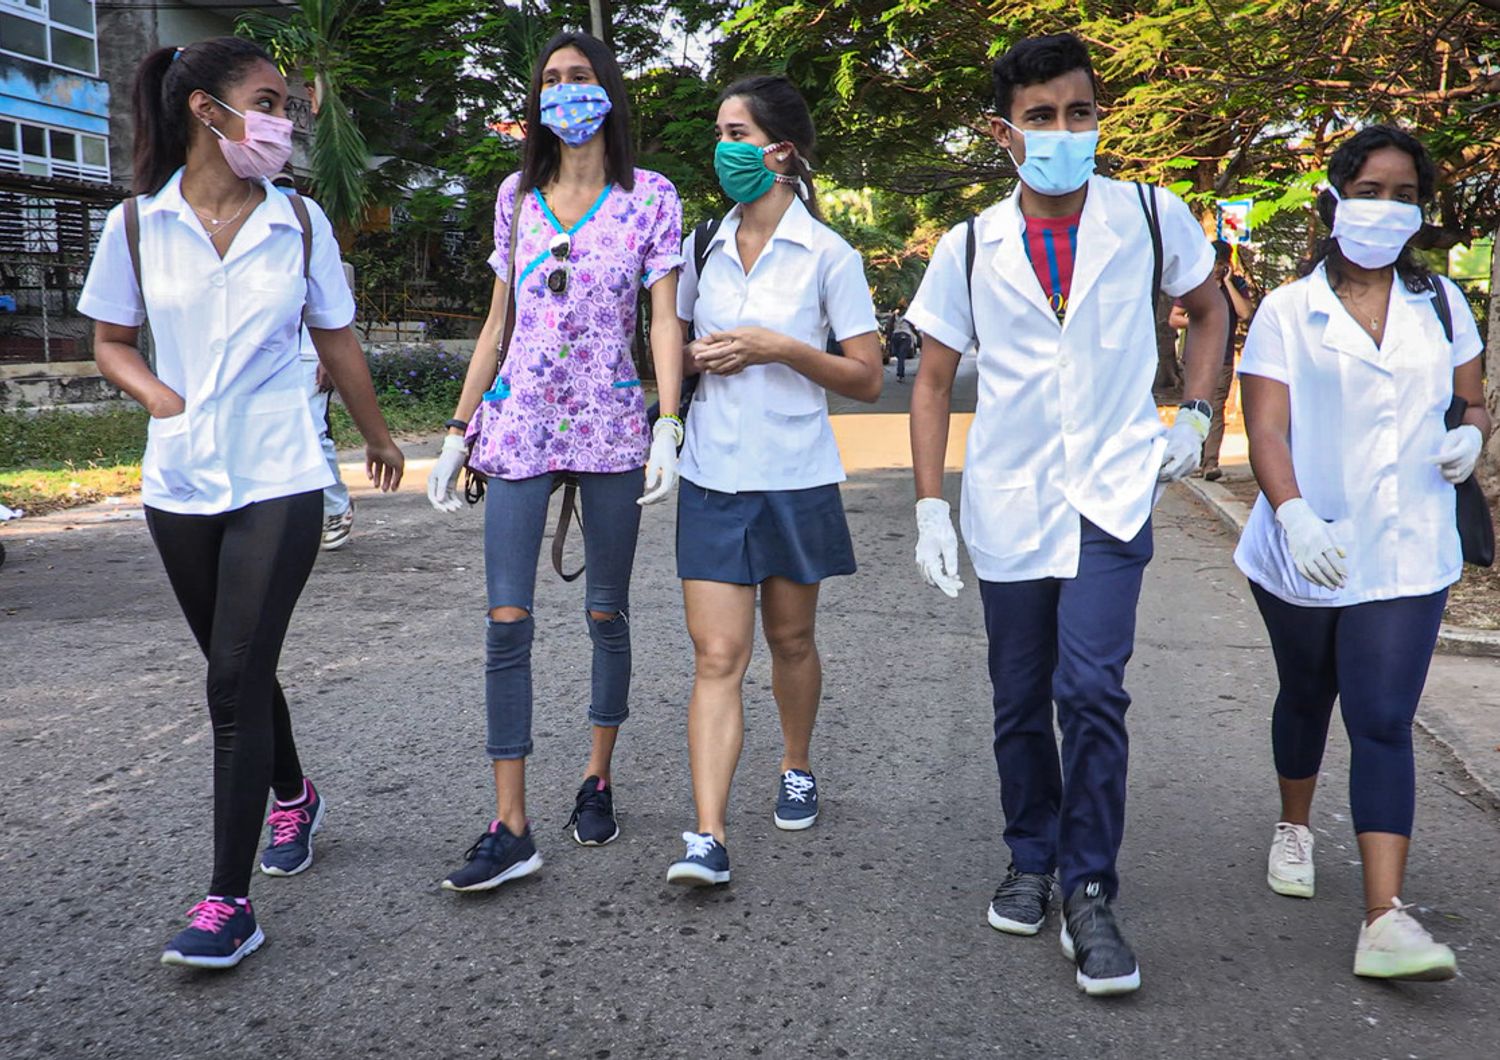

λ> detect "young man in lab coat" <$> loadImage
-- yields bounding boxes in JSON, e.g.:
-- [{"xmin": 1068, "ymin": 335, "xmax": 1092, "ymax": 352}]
[{"xmin": 905, "ymin": 33, "xmax": 1227, "ymax": 997}]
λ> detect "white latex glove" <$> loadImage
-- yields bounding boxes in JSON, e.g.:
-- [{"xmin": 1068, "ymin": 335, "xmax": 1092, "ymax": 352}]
[
  {"xmin": 915, "ymin": 497, "xmax": 964, "ymax": 598},
  {"xmin": 1158, "ymin": 407, "xmax": 1210, "ymax": 482},
  {"xmin": 639, "ymin": 417, "xmax": 682, "ymax": 506},
  {"xmin": 427, "ymin": 433, "xmax": 469, "ymax": 514},
  {"xmin": 1275, "ymin": 497, "xmax": 1348, "ymax": 590},
  {"xmin": 1432, "ymin": 424, "xmax": 1482, "ymax": 484}
]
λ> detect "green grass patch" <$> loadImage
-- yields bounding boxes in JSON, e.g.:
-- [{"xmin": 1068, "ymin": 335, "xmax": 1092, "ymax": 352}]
[
  {"xmin": 0, "ymin": 463, "xmax": 142, "ymax": 515},
  {"xmin": 0, "ymin": 406, "xmax": 149, "ymax": 470},
  {"xmin": 329, "ymin": 390, "xmax": 459, "ymax": 448}
]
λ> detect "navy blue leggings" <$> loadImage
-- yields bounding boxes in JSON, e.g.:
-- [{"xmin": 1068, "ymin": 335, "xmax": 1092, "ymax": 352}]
[
  {"xmin": 1250, "ymin": 583, "xmax": 1447, "ymax": 837},
  {"xmin": 482, "ymin": 470, "xmax": 642, "ymax": 759}
]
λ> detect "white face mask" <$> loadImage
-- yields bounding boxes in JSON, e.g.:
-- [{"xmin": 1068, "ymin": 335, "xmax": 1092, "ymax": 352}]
[{"xmin": 1329, "ymin": 186, "xmax": 1423, "ymax": 269}]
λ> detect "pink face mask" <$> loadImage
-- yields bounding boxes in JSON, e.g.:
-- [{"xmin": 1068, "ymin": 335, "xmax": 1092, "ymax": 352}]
[{"xmin": 207, "ymin": 95, "xmax": 294, "ymax": 180}]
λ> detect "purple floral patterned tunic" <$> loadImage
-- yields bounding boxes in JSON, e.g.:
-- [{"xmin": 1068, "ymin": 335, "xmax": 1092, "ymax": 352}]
[{"xmin": 478, "ymin": 168, "xmax": 683, "ymax": 480}]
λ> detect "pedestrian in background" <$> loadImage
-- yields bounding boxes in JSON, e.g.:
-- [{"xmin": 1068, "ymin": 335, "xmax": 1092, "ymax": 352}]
[
  {"xmin": 665, "ymin": 75, "xmax": 882, "ymax": 888},
  {"xmin": 272, "ymin": 170, "xmax": 356, "ymax": 549},
  {"xmin": 1236, "ymin": 125, "xmax": 1489, "ymax": 982},
  {"xmin": 426, "ymin": 31, "xmax": 685, "ymax": 892},
  {"xmin": 1200, "ymin": 239, "xmax": 1257, "ymax": 480},
  {"xmin": 78, "ymin": 37, "xmax": 404, "ymax": 970},
  {"xmin": 906, "ymin": 32, "xmax": 1227, "ymax": 996}
]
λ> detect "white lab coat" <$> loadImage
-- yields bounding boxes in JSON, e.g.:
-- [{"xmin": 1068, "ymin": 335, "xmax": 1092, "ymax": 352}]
[
  {"xmin": 906, "ymin": 175, "xmax": 1215, "ymax": 581},
  {"xmin": 78, "ymin": 169, "xmax": 354, "ymax": 515},
  {"xmin": 676, "ymin": 195, "xmax": 878, "ymax": 493},
  {"xmin": 1233, "ymin": 265, "xmax": 1482, "ymax": 606}
]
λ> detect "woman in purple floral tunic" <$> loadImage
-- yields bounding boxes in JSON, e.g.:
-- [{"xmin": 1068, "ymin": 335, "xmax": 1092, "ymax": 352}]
[{"xmin": 426, "ymin": 31, "xmax": 685, "ymax": 892}]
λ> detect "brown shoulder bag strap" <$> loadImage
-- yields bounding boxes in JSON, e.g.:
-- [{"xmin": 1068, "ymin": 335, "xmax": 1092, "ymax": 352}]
[
  {"xmin": 286, "ymin": 193, "xmax": 314, "ymax": 325},
  {"xmin": 124, "ymin": 196, "xmax": 146, "ymax": 327}
]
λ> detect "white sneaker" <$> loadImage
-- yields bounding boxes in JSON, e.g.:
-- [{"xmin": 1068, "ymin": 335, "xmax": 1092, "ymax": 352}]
[
  {"xmin": 1267, "ymin": 822, "xmax": 1315, "ymax": 898},
  {"xmin": 1354, "ymin": 899, "xmax": 1457, "ymax": 981},
  {"xmin": 320, "ymin": 505, "xmax": 354, "ymax": 551}
]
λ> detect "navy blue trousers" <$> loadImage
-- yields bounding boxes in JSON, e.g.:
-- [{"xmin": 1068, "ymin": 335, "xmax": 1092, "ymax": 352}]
[
  {"xmin": 979, "ymin": 517, "xmax": 1152, "ymax": 901},
  {"xmin": 1250, "ymin": 583, "xmax": 1446, "ymax": 837}
]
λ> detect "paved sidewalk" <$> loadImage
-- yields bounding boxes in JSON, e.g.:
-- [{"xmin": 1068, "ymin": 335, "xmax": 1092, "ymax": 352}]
[{"xmin": 2, "ymin": 359, "xmax": 1498, "ymax": 1058}]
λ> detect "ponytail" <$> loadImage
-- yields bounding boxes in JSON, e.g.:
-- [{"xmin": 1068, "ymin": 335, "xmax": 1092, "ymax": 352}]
[{"xmin": 130, "ymin": 37, "xmax": 275, "ymax": 196}]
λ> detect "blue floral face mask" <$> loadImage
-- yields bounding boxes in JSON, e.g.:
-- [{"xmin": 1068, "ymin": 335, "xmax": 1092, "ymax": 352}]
[{"xmin": 539, "ymin": 83, "xmax": 612, "ymax": 147}]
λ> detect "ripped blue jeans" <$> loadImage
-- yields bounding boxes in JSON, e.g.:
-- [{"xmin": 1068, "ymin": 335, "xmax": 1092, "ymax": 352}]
[{"xmin": 482, "ymin": 469, "xmax": 642, "ymax": 759}]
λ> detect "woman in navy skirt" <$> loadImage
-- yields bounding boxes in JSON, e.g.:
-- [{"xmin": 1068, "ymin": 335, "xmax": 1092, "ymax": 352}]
[{"xmin": 665, "ymin": 75, "xmax": 882, "ymax": 886}]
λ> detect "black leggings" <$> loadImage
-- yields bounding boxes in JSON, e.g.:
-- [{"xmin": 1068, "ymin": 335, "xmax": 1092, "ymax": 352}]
[{"xmin": 145, "ymin": 491, "xmax": 321, "ymax": 897}]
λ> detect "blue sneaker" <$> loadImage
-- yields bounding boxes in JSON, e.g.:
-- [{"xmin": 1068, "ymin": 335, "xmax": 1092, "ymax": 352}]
[
  {"xmin": 666, "ymin": 832, "xmax": 730, "ymax": 887},
  {"xmin": 259, "ymin": 780, "xmax": 325, "ymax": 877},
  {"xmin": 565, "ymin": 775, "xmax": 619, "ymax": 846},
  {"xmin": 160, "ymin": 897, "xmax": 264, "ymax": 970},
  {"xmin": 773, "ymin": 769, "xmax": 818, "ymax": 830},
  {"xmin": 441, "ymin": 820, "xmax": 543, "ymax": 893}
]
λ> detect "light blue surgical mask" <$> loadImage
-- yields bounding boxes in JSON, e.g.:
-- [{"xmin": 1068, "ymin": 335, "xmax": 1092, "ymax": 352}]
[{"xmin": 1003, "ymin": 120, "xmax": 1098, "ymax": 197}]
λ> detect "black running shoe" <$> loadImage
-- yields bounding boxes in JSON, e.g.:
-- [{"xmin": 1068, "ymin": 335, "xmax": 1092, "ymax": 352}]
[
  {"xmin": 565, "ymin": 775, "xmax": 619, "ymax": 846},
  {"xmin": 1060, "ymin": 880, "xmax": 1141, "ymax": 996},
  {"xmin": 987, "ymin": 865, "xmax": 1054, "ymax": 936},
  {"xmin": 441, "ymin": 820, "xmax": 542, "ymax": 892}
]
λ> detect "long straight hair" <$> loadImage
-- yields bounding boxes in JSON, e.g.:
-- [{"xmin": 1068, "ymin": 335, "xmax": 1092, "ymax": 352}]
[
  {"xmin": 1304, "ymin": 124, "xmax": 1437, "ymax": 295},
  {"xmin": 131, "ymin": 36, "xmax": 276, "ymax": 196},
  {"xmin": 717, "ymin": 75, "xmax": 821, "ymax": 219},
  {"xmin": 518, "ymin": 31, "xmax": 636, "ymax": 195}
]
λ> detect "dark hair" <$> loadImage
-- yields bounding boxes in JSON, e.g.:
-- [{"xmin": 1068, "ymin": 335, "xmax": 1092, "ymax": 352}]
[
  {"xmin": 131, "ymin": 37, "xmax": 275, "ymax": 196},
  {"xmin": 1306, "ymin": 124, "xmax": 1436, "ymax": 294},
  {"xmin": 717, "ymin": 75, "xmax": 821, "ymax": 218},
  {"xmin": 1213, "ymin": 239, "xmax": 1232, "ymax": 263},
  {"xmin": 992, "ymin": 33, "xmax": 1097, "ymax": 123},
  {"xmin": 518, "ymin": 32, "xmax": 635, "ymax": 194}
]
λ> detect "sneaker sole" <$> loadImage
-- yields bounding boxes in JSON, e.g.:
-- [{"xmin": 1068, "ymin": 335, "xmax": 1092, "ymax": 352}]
[
  {"xmin": 1354, "ymin": 953, "xmax": 1458, "ymax": 981},
  {"xmin": 160, "ymin": 926, "xmax": 265, "ymax": 970},
  {"xmin": 1267, "ymin": 871, "xmax": 1314, "ymax": 899},
  {"xmin": 320, "ymin": 535, "xmax": 352, "ymax": 551},
  {"xmin": 773, "ymin": 811, "xmax": 817, "ymax": 831},
  {"xmin": 441, "ymin": 852, "xmax": 543, "ymax": 893},
  {"xmin": 259, "ymin": 798, "xmax": 326, "ymax": 878},
  {"xmin": 572, "ymin": 824, "xmax": 621, "ymax": 847},
  {"xmin": 987, "ymin": 903, "xmax": 1044, "ymax": 936},
  {"xmin": 1060, "ymin": 924, "xmax": 1142, "ymax": 996},
  {"xmin": 667, "ymin": 863, "xmax": 730, "ymax": 887}
]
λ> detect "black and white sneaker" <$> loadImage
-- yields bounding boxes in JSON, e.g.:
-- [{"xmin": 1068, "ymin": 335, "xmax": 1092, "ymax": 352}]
[
  {"xmin": 566, "ymin": 775, "xmax": 619, "ymax": 846},
  {"xmin": 986, "ymin": 865, "xmax": 1054, "ymax": 936},
  {"xmin": 1060, "ymin": 880, "xmax": 1141, "ymax": 996}
]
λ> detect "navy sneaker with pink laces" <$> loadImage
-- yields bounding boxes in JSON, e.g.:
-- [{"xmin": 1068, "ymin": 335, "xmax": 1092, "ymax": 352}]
[
  {"xmin": 259, "ymin": 779, "xmax": 325, "ymax": 877},
  {"xmin": 160, "ymin": 897, "xmax": 264, "ymax": 969}
]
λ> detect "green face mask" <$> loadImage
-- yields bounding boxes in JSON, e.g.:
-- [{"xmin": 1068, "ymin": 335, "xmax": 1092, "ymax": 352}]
[{"xmin": 714, "ymin": 140, "xmax": 793, "ymax": 204}]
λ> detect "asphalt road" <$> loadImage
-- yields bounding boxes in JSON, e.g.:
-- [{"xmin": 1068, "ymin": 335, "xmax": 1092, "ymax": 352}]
[{"xmin": 3, "ymin": 366, "xmax": 1498, "ymax": 1059}]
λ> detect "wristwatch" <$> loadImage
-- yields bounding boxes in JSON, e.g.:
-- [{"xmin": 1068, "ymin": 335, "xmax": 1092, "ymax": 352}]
[
  {"xmin": 444, "ymin": 417, "xmax": 468, "ymax": 432},
  {"xmin": 1179, "ymin": 399, "xmax": 1212, "ymax": 422}
]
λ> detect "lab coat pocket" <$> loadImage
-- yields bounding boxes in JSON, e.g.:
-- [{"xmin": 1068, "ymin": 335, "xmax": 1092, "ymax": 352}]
[
  {"xmin": 764, "ymin": 407, "xmax": 826, "ymax": 463},
  {"xmin": 963, "ymin": 468, "xmax": 1041, "ymax": 559},
  {"xmin": 229, "ymin": 388, "xmax": 325, "ymax": 485},
  {"xmin": 762, "ymin": 363, "xmax": 825, "ymax": 417},
  {"xmin": 1096, "ymin": 281, "xmax": 1143, "ymax": 351},
  {"xmin": 1270, "ymin": 517, "xmax": 1351, "ymax": 603},
  {"xmin": 144, "ymin": 412, "xmax": 196, "ymax": 500}
]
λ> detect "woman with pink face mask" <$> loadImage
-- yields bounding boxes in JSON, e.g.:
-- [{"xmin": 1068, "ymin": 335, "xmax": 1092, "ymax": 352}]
[{"xmin": 77, "ymin": 37, "xmax": 403, "ymax": 971}]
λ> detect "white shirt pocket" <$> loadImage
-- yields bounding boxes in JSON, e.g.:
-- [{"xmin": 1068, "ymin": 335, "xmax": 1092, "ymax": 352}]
[
  {"xmin": 1269, "ymin": 517, "xmax": 1354, "ymax": 603},
  {"xmin": 143, "ymin": 412, "xmax": 197, "ymax": 501},
  {"xmin": 225, "ymin": 387, "xmax": 326, "ymax": 486},
  {"xmin": 962, "ymin": 466, "xmax": 1042, "ymax": 560}
]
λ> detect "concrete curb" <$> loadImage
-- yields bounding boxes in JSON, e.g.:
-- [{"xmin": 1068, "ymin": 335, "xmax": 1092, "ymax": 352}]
[{"xmin": 1176, "ymin": 476, "xmax": 1500, "ymax": 660}]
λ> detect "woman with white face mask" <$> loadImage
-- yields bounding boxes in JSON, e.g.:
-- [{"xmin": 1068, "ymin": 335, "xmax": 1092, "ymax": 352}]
[
  {"xmin": 78, "ymin": 37, "xmax": 404, "ymax": 970},
  {"xmin": 1236, "ymin": 125, "xmax": 1491, "ymax": 982}
]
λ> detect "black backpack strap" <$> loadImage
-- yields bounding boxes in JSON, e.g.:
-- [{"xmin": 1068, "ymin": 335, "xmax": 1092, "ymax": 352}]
[
  {"xmin": 124, "ymin": 196, "xmax": 143, "ymax": 295},
  {"xmin": 1429, "ymin": 273, "xmax": 1454, "ymax": 344},
  {"xmin": 1136, "ymin": 182, "xmax": 1163, "ymax": 317},
  {"xmin": 551, "ymin": 477, "xmax": 585, "ymax": 582},
  {"xmin": 693, "ymin": 216, "xmax": 722, "ymax": 278},
  {"xmin": 964, "ymin": 216, "xmax": 978, "ymax": 343},
  {"xmin": 286, "ymin": 193, "xmax": 314, "ymax": 328}
]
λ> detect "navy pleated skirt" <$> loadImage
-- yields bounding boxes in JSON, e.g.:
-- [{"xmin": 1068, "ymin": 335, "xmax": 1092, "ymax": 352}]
[{"xmin": 676, "ymin": 480, "xmax": 857, "ymax": 585}]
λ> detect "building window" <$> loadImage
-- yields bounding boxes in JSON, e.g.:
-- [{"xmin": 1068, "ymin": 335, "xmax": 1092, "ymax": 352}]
[
  {"xmin": 0, "ymin": 117, "xmax": 109, "ymax": 182},
  {"xmin": 0, "ymin": 0, "xmax": 97, "ymax": 75}
]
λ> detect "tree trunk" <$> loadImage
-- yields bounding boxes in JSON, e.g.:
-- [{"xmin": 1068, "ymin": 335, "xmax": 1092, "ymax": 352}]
[{"xmin": 1484, "ymin": 227, "xmax": 1500, "ymax": 479}]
